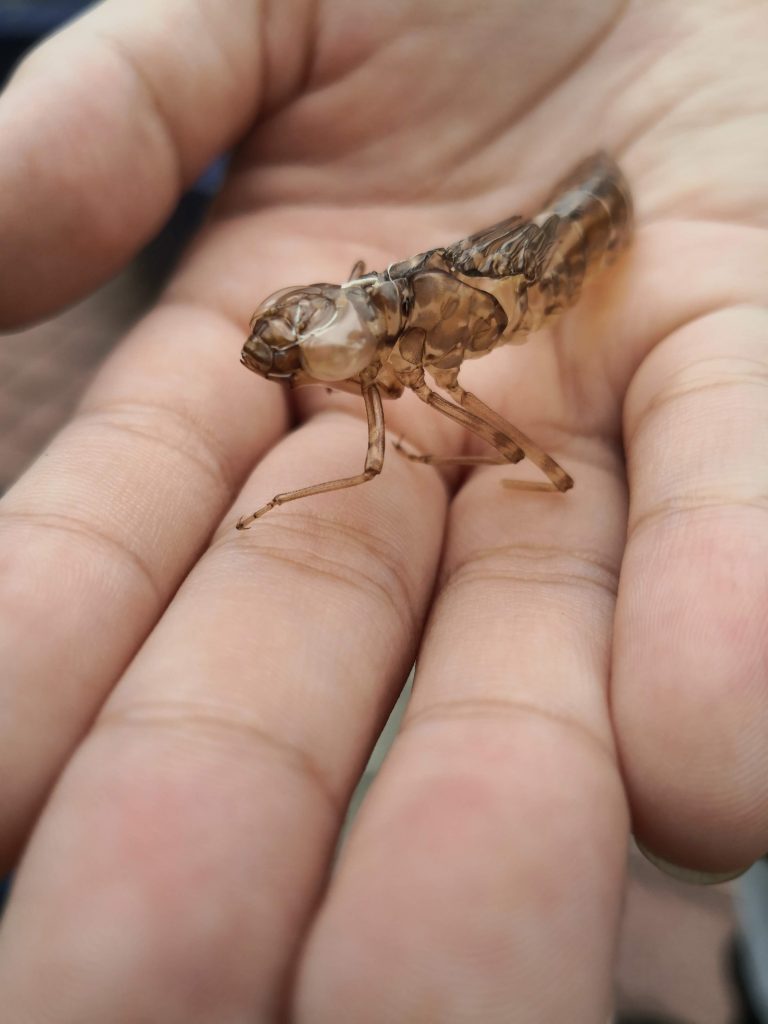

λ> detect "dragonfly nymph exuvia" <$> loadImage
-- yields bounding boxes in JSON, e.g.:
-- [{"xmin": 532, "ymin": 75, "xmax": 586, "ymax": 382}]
[{"xmin": 237, "ymin": 151, "xmax": 632, "ymax": 529}]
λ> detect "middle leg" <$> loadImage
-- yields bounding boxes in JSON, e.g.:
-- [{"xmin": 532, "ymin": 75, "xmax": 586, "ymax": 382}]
[{"xmin": 237, "ymin": 383, "xmax": 386, "ymax": 528}]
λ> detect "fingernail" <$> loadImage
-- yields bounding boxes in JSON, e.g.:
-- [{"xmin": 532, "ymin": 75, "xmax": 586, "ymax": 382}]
[{"xmin": 635, "ymin": 839, "xmax": 752, "ymax": 885}]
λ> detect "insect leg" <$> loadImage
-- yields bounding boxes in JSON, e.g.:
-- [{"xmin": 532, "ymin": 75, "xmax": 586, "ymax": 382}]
[
  {"xmin": 347, "ymin": 259, "xmax": 366, "ymax": 280},
  {"xmin": 236, "ymin": 384, "xmax": 385, "ymax": 528},
  {"xmin": 392, "ymin": 434, "xmax": 506, "ymax": 467},
  {"xmin": 430, "ymin": 367, "xmax": 574, "ymax": 493},
  {"xmin": 396, "ymin": 367, "xmax": 526, "ymax": 466}
]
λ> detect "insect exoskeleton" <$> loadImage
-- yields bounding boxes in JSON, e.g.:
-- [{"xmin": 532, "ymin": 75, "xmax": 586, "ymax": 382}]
[
  {"xmin": 242, "ymin": 281, "xmax": 398, "ymax": 385},
  {"xmin": 237, "ymin": 152, "xmax": 632, "ymax": 526}
]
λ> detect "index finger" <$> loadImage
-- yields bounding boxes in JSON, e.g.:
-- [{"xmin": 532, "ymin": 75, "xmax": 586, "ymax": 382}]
[{"xmin": 0, "ymin": 0, "xmax": 312, "ymax": 326}]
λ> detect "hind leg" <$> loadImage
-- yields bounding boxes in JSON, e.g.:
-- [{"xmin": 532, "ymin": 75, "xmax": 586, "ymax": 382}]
[
  {"xmin": 429, "ymin": 366, "xmax": 574, "ymax": 492},
  {"xmin": 395, "ymin": 366, "xmax": 528, "ymax": 469}
]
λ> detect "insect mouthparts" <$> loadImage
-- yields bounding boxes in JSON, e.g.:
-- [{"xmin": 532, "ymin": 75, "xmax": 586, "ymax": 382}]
[{"xmin": 241, "ymin": 335, "xmax": 274, "ymax": 376}]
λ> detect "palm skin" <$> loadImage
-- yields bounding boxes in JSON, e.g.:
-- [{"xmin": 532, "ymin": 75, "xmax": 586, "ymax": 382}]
[{"xmin": 0, "ymin": 1, "xmax": 767, "ymax": 1020}]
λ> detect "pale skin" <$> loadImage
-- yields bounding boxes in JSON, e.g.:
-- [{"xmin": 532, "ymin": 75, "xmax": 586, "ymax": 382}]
[{"xmin": 0, "ymin": 1, "xmax": 767, "ymax": 1020}]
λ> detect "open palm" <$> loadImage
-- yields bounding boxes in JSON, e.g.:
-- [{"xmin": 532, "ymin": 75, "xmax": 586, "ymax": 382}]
[{"xmin": 1, "ymin": 1, "xmax": 766, "ymax": 1020}]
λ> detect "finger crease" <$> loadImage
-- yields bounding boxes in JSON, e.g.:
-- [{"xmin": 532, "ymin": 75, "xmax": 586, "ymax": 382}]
[
  {"xmin": 228, "ymin": 535, "xmax": 417, "ymax": 637},
  {"xmin": 98, "ymin": 699, "xmax": 341, "ymax": 818},
  {"xmin": 629, "ymin": 492, "xmax": 768, "ymax": 539},
  {"xmin": 216, "ymin": 511, "xmax": 419, "ymax": 633},
  {"xmin": 623, "ymin": 302, "xmax": 768, "ymax": 445},
  {"xmin": 403, "ymin": 696, "xmax": 616, "ymax": 767},
  {"xmin": 443, "ymin": 544, "xmax": 619, "ymax": 602},
  {"xmin": 79, "ymin": 399, "xmax": 240, "ymax": 497},
  {"xmin": 628, "ymin": 372, "xmax": 768, "ymax": 448},
  {"xmin": 0, "ymin": 508, "xmax": 163, "ymax": 608}
]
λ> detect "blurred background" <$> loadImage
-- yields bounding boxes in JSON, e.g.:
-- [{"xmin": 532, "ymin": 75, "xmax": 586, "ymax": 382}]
[{"xmin": 0, "ymin": 4, "xmax": 763, "ymax": 1023}]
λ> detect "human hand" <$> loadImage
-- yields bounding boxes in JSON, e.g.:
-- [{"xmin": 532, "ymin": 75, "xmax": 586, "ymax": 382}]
[{"xmin": 1, "ymin": 1, "xmax": 767, "ymax": 1020}]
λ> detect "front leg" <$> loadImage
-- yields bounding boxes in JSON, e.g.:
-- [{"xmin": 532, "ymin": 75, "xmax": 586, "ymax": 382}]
[{"xmin": 236, "ymin": 384, "xmax": 385, "ymax": 528}]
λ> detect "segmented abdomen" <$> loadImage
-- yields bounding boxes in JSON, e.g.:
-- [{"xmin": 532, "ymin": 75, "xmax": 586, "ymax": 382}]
[{"xmin": 444, "ymin": 151, "xmax": 633, "ymax": 338}]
